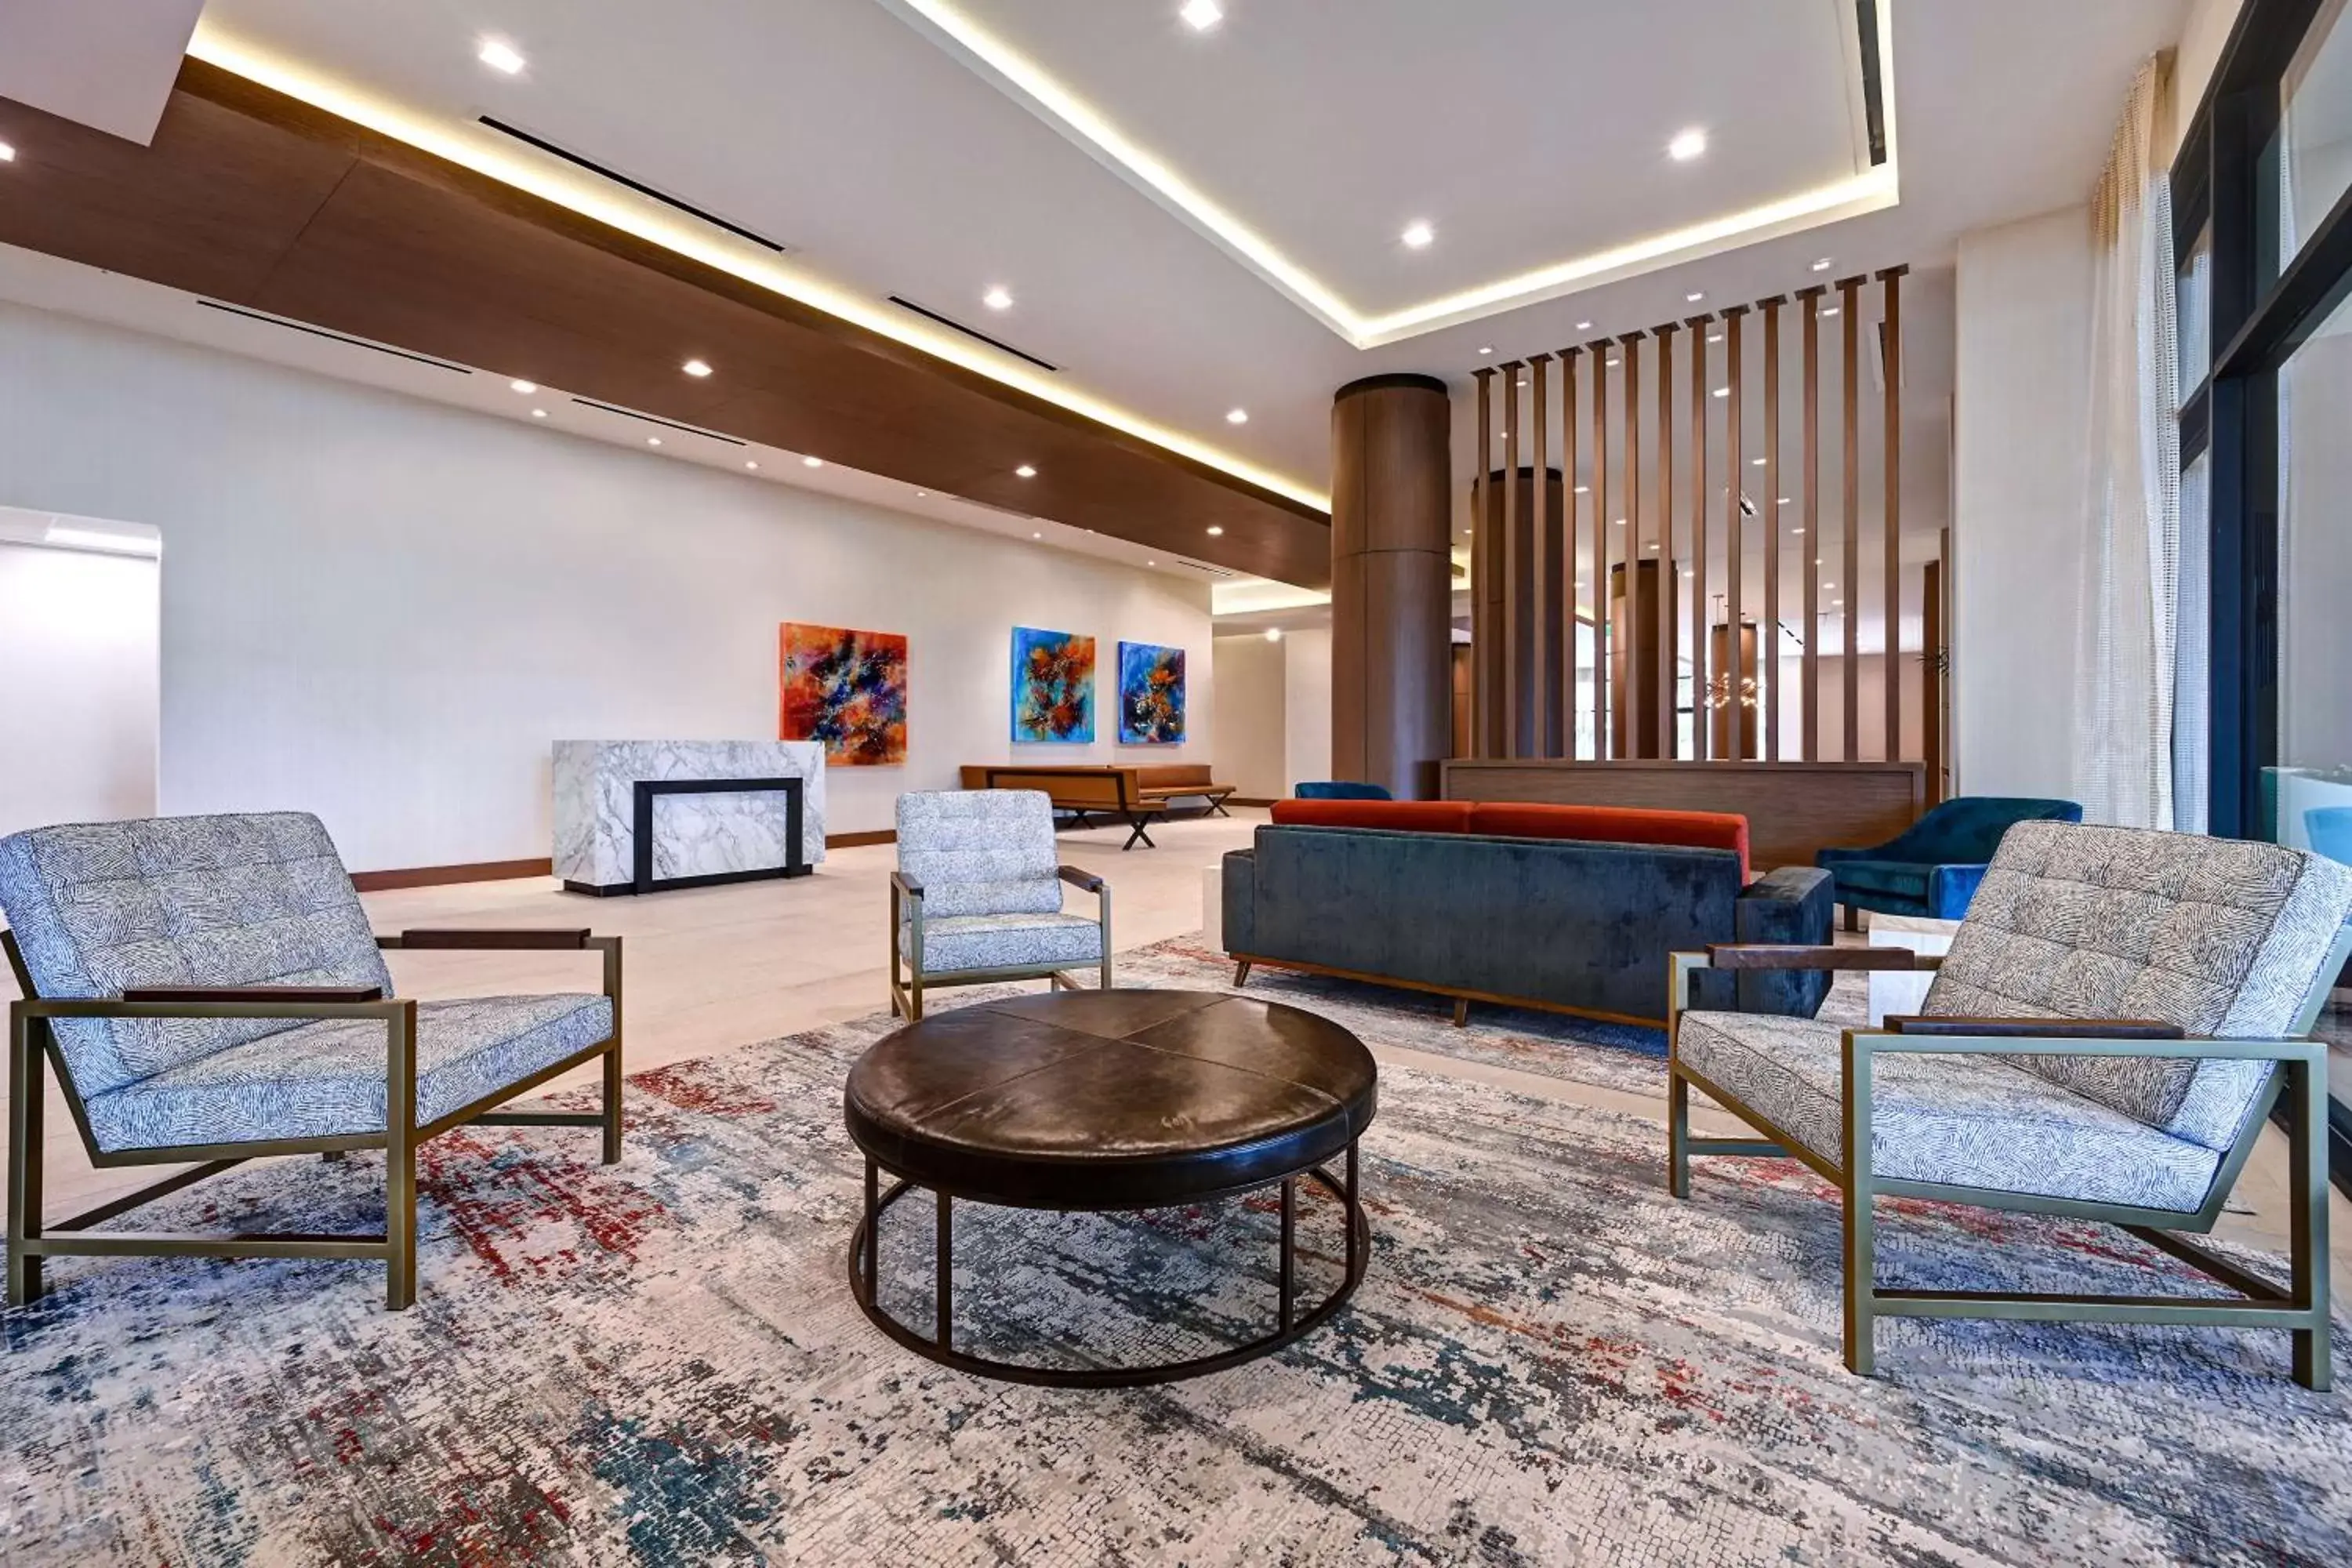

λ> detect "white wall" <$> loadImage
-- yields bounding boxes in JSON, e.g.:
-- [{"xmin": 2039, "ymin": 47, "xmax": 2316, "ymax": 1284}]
[
  {"xmin": 0, "ymin": 302, "xmax": 1214, "ymax": 869},
  {"xmin": 0, "ymin": 540, "xmax": 160, "ymax": 838},
  {"xmin": 1951, "ymin": 205, "xmax": 2096, "ymax": 800},
  {"xmin": 1283, "ymin": 626, "xmax": 1334, "ymax": 792},
  {"xmin": 1210, "ymin": 633, "xmax": 1287, "ymax": 800}
]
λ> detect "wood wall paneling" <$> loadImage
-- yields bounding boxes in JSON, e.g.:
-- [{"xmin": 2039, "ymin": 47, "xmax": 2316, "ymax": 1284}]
[
  {"xmin": 1501, "ymin": 362, "xmax": 1523, "ymax": 757},
  {"xmin": 0, "ymin": 63, "xmax": 1330, "ymax": 586},
  {"xmin": 1722, "ymin": 306, "xmax": 1747, "ymax": 758},
  {"xmin": 1654, "ymin": 322, "xmax": 1678, "ymax": 757},
  {"xmin": 1438, "ymin": 758, "xmax": 1926, "ymax": 871},
  {"xmin": 1687, "ymin": 317, "xmax": 1711, "ymax": 761},
  {"xmin": 1559, "ymin": 346, "xmax": 1581, "ymax": 757},
  {"xmin": 1472, "ymin": 368, "xmax": 1495, "ymax": 758},
  {"xmin": 1760, "ymin": 296, "xmax": 1783, "ymax": 760},
  {"xmin": 1590, "ymin": 340, "xmax": 1610, "ymax": 760},
  {"xmin": 1529, "ymin": 354, "xmax": 1555, "ymax": 755}
]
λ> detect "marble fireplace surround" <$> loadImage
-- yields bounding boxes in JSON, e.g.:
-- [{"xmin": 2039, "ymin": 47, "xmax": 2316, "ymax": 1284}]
[{"xmin": 554, "ymin": 740, "xmax": 828, "ymax": 895}]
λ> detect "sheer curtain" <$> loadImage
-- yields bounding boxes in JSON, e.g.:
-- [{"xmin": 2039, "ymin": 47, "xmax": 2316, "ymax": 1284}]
[{"xmin": 2074, "ymin": 53, "xmax": 2181, "ymax": 829}]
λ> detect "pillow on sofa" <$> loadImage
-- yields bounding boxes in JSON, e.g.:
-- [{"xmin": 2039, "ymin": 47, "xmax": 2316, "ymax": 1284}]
[
  {"xmin": 1468, "ymin": 804, "xmax": 1748, "ymax": 880},
  {"xmin": 1268, "ymin": 800, "xmax": 1475, "ymax": 833}
]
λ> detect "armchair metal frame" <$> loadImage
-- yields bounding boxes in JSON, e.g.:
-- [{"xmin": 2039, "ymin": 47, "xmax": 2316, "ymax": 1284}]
[
  {"xmin": 888, "ymin": 866, "xmax": 1111, "ymax": 1022},
  {"xmin": 1665, "ymin": 931, "xmax": 2351, "ymax": 1388},
  {"xmin": 5, "ymin": 927, "xmax": 622, "ymax": 1312}
]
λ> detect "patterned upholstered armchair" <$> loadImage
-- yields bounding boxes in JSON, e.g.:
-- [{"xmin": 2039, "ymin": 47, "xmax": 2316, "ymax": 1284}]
[
  {"xmin": 890, "ymin": 790, "xmax": 1111, "ymax": 1022},
  {"xmin": 1, "ymin": 812, "xmax": 621, "ymax": 1311},
  {"xmin": 1668, "ymin": 822, "xmax": 2352, "ymax": 1387}
]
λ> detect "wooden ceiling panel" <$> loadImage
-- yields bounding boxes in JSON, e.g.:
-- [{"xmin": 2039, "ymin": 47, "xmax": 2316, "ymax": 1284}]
[{"xmin": 0, "ymin": 62, "xmax": 1329, "ymax": 587}]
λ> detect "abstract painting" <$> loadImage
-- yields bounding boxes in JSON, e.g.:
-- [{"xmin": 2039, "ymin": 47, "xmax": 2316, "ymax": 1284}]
[
  {"xmin": 1010, "ymin": 627, "xmax": 1095, "ymax": 743},
  {"xmin": 779, "ymin": 622, "xmax": 908, "ymax": 766},
  {"xmin": 1116, "ymin": 641, "xmax": 1185, "ymax": 745}
]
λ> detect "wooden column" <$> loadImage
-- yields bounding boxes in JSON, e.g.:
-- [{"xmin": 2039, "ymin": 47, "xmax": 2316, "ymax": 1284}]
[
  {"xmin": 1559, "ymin": 346, "xmax": 1581, "ymax": 755},
  {"xmin": 1529, "ymin": 353, "xmax": 1554, "ymax": 755},
  {"xmin": 1331, "ymin": 372, "xmax": 1451, "ymax": 798},
  {"xmin": 1501, "ymin": 362, "xmax": 1523, "ymax": 757},
  {"xmin": 1655, "ymin": 321, "xmax": 1679, "ymax": 757},
  {"xmin": 1797, "ymin": 286, "xmax": 1824, "ymax": 761},
  {"xmin": 1879, "ymin": 266, "xmax": 1907, "ymax": 761},
  {"xmin": 1924, "ymin": 555, "xmax": 1944, "ymax": 804},
  {"xmin": 1688, "ymin": 316, "xmax": 1711, "ymax": 761},
  {"xmin": 1590, "ymin": 339, "xmax": 1610, "ymax": 760},
  {"xmin": 1472, "ymin": 368, "xmax": 1494, "ymax": 758},
  {"xmin": 1761, "ymin": 296, "xmax": 1783, "ymax": 761},
  {"xmin": 1722, "ymin": 305, "xmax": 1747, "ymax": 759},
  {"xmin": 1621, "ymin": 332, "xmax": 1644, "ymax": 752},
  {"xmin": 1839, "ymin": 274, "xmax": 1863, "ymax": 762}
]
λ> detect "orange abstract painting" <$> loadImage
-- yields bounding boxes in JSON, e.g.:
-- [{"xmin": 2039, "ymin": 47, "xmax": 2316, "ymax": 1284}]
[{"xmin": 779, "ymin": 622, "xmax": 908, "ymax": 766}]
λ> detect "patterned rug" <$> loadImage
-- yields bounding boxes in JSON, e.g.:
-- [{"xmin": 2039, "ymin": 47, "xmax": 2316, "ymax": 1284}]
[{"xmin": 2, "ymin": 975, "xmax": 2347, "ymax": 1564}]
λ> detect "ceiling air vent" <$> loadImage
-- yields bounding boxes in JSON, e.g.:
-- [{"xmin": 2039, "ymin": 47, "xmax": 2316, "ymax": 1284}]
[
  {"xmin": 887, "ymin": 296, "xmax": 1060, "ymax": 372},
  {"xmin": 568, "ymin": 397, "xmax": 746, "ymax": 445},
  {"xmin": 477, "ymin": 117, "xmax": 790, "ymax": 253},
  {"xmin": 195, "ymin": 300, "xmax": 473, "ymax": 373},
  {"xmin": 1172, "ymin": 557, "xmax": 1236, "ymax": 577}
]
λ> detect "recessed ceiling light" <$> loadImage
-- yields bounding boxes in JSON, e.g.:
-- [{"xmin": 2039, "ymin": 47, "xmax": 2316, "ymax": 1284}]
[
  {"xmin": 510, "ymin": 379, "xmax": 536, "ymax": 394},
  {"xmin": 1147, "ymin": 558, "xmax": 1156, "ymax": 565},
  {"xmin": 1824, "ymin": 581, "xmax": 1837, "ymax": 590},
  {"xmin": 682, "ymin": 359, "xmax": 713, "ymax": 378},
  {"xmin": 1613, "ymin": 517, "xmax": 1626, "ymax": 527},
  {"xmin": 1478, "ymin": 346, "xmax": 1494, "ymax": 355},
  {"xmin": 1605, "ymin": 357, "xmax": 1621, "ymax": 368},
  {"xmin": 1181, "ymin": 0, "xmax": 1225, "ymax": 31},
  {"xmin": 1686, "ymin": 292, "xmax": 1705, "ymax": 303},
  {"xmin": 1401, "ymin": 220, "xmax": 1435, "ymax": 249},
  {"xmin": 1682, "ymin": 569, "xmax": 1695, "ymax": 580},
  {"xmin": 1033, "ymin": 531, "xmax": 1043, "ymax": 539},
  {"xmin": 1712, "ymin": 387, "xmax": 1730, "ymax": 398},
  {"xmin": 1265, "ymin": 626, "xmax": 1283, "ymax": 643},
  {"xmin": 915, "ymin": 490, "xmax": 928, "ymax": 498},
  {"xmin": 1751, "ymin": 456, "xmax": 1766, "ymax": 466},
  {"xmin": 983, "ymin": 286, "xmax": 1014, "ymax": 311},
  {"xmin": 1647, "ymin": 543, "xmax": 1660, "ymax": 552},
  {"xmin": 1811, "ymin": 257, "xmax": 1834, "ymax": 272},
  {"xmin": 803, "ymin": 456, "xmax": 823, "ymax": 468},
  {"xmin": 1777, "ymin": 496, "xmax": 1791, "ymax": 504},
  {"xmin": 1833, "ymin": 598, "xmax": 1845, "ymax": 608},
  {"xmin": 477, "ymin": 40, "xmax": 526, "ymax": 74},
  {"xmin": 1206, "ymin": 525, "xmax": 1225, "ymax": 535},
  {"xmin": 531, "ymin": 408, "xmax": 547, "ymax": 419},
  {"xmin": 1668, "ymin": 128, "xmax": 1708, "ymax": 161},
  {"xmin": 1015, "ymin": 464, "xmax": 1037, "ymax": 477},
  {"xmin": 1792, "ymin": 526, "xmax": 1806, "ymax": 534},
  {"xmin": 1573, "ymin": 485, "xmax": 1589, "ymax": 495},
  {"xmin": 1823, "ymin": 306, "xmax": 1842, "ymax": 318},
  {"xmin": 1575, "ymin": 321, "xmax": 1593, "ymax": 332},
  {"xmin": 1707, "ymin": 332, "xmax": 1723, "ymax": 343},
  {"xmin": 1226, "ymin": 408, "xmax": 1249, "ymax": 424},
  {"xmin": 745, "ymin": 460, "xmax": 759, "ymax": 470},
  {"xmin": 647, "ymin": 437, "xmax": 662, "ymax": 447},
  {"xmin": 0, "ymin": 143, "xmax": 15, "ymax": 163}
]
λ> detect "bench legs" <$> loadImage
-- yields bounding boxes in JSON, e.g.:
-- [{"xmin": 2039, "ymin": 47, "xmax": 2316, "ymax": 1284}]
[{"xmin": 1121, "ymin": 814, "xmax": 1156, "ymax": 851}]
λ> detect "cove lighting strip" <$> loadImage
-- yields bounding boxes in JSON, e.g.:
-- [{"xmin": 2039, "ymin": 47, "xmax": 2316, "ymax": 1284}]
[
  {"xmin": 877, "ymin": 0, "xmax": 1901, "ymax": 350},
  {"xmin": 182, "ymin": 24, "xmax": 1330, "ymax": 514}
]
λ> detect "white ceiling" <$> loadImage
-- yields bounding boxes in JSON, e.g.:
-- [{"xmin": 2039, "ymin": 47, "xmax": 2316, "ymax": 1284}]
[{"xmin": 10, "ymin": 0, "xmax": 2190, "ymax": 559}]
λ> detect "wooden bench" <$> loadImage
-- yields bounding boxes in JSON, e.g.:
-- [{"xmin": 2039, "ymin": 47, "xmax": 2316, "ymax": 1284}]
[
  {"xmin": 1133, "ymin": 764, "xmax": 1237, "ymax": 818},
  {"xmin": 959, "ymin": 765, "xmax": 1171, "ymax": 849}
]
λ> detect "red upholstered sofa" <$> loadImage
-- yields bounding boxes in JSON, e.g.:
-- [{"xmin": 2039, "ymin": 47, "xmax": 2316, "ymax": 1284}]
[{"xmin": 1267, "ymin": 799, "xmax": 1751, "ymax": 881}]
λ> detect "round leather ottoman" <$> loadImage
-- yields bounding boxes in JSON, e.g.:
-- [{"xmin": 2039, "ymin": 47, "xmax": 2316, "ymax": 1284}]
[{"xmin": 844, "ymin": 988, "xmax": 1377, "ymax": 1387}]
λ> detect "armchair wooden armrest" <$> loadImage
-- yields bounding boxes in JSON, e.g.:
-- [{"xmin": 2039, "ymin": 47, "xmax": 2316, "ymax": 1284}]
[
  {"xmin": 1058, "ymin": 865, "xmax": 1107, "ymax": 895},
  {"xmin": 1702, "ymin": 944, "xmax": 1929, "ymax": 971},
  {"xmin": 383, "ymin": 928, "xmax": 592, "ymax": 949},
  {"xmin": 1882, "ymin": 1014, "xmax": 2183, "ymax": 1039},
  {"xmin": 121, "ymin": 984, "xmax": 385, "ymax": 1003},
  {"xmin": 891, "ymin": 870, "xmax": 924, "ymax": 899}
]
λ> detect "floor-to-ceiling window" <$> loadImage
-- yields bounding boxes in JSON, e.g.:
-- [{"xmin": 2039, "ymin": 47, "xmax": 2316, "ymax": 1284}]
[{"xmin": 2173, "ymin": 0, "xmax": 2352, "ymax": 1189}]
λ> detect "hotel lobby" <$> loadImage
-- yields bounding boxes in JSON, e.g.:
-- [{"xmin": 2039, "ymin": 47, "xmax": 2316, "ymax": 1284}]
[{"xmin": 3, "ymin": 2, "xmax": 2351, "ymax": 1563}]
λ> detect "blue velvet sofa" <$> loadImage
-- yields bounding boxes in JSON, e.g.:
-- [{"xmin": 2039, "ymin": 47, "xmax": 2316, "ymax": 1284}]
[
  {"xmin": 1221, "ymin": 808, "xmax": 1833, "ymax": 1025},
  {"xmin": 1814, "ymin": 796, "xmax": 2082, "ymax": 923}
]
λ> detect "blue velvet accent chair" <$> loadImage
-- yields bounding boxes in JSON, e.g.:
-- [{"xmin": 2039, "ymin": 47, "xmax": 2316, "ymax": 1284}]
[
  {"xmin": 1815, "ymin": 797, "xmax": 2082, "ymax": 923},
  {"xmin": 1294, "ymin": 782, "xmax": 1393, "ymax": 801},
  {"xmin": 889, "ymin": 790, "xmax": 1110, "ymax": 1022},
  {"xmin": 0, "ymin": 811, "xmax": 622, "ymax": 1311}
]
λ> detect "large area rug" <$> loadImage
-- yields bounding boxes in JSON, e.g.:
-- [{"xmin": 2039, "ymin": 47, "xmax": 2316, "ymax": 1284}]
[{"xmin": 3, "ymin": 962, "xmax": 2347, "ymax": 1565}]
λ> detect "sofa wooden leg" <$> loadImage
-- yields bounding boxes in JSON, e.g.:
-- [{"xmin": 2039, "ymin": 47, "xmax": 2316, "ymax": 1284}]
[
  {"xmin": 1451, "ymin": 997, "xmax": 1469, "ymax": 1028},
  {"xmin": 1232, "ymin": 960, "xmax": 1251, "ymax": 988},
  {"xmin": 1843, "ymin": 904, "xmax": 1861, "ymax": 933}
]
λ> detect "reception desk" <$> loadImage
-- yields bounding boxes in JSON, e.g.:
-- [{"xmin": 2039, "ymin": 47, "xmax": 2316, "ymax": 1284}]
[{"xmin": 555, "ymin": 740, "xmax": 826, "ymax": 895}]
